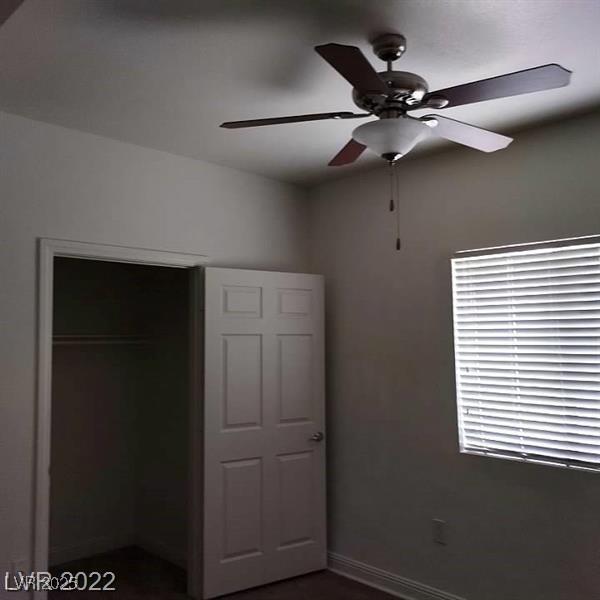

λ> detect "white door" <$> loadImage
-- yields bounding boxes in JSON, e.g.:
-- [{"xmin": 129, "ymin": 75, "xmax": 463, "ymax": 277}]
[{"xmin": 202, "ymin": 267, "xmax": 326, "ymax": 599}]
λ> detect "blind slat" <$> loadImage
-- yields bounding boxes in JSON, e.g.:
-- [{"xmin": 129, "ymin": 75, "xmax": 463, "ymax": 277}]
[
  {"xmin": 456, "ymin": 313, "xmax": 600, "ymax": 323},
  {"xmin": 459, "ymin": 375, "xmax": 600, "ymax": 393},
  {"xmin": 457, "ymin": 354, "xmax": 599, "ymax": 365},
  {"xmin": 458, "ymin": 339, "xmax": 600, "ymax": 347},
  {"xmin": 462, "ymin": 415, "xmax": 600, "ymax": 438},
  {"xmin": 461, "ymin": 399, "xmax": 600, "ymax": 419},
  {"xmin": 457, "ymin": 322, "xmax": 600, "ymax": 330},
  {"xmin": 454, "ymin": 276, "xmax": 600, "ymax": 294},
  {"xmin": 459, "ymin": 370, "xmax": 599, "ymax": 384},
  {"xmin": 454, "ymin": 266, "xmax": 600, "ymax": 285},
  {"xmin": 454, "ymin": 245, "xmax": 600, "ymax": 270},
  {"xmin": 459, "ymin": 365, "xmax": 600, "ymax": 377},
  {"xmin": 463, "ymin": 431, "xmax": 600, "ymax": 456},
  {"xmin": 454, "ymin": 257, "xmax": 600, "ymax": 278},
  {"xmin": 463, "ymin": 410, "xmax": 600, "ymax": 428},
  {"xmin": 458, "ymin": 348, "xmax": 600, "ymax": 356},
  {"xmin": 458, "ymin": 331, "xmax": 600, "ymax": 339},
  {"xmin": 463, "ymin": 435, "xmax": 600, "ymax": 463},
  {"xmin": 460, "ymin": 387, "xmax": 600, "ymax": 403},
  {"xmin": 456, "ymin": 286, "xmax": 600, "ymax": 301},
  {"xmin": 456, "ymin": 304, "xmax": 600, "ymax": 315}
]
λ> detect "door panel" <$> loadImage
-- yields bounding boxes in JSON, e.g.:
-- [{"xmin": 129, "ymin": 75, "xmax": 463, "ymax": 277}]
[
  {"xmin": 203, "ymin": 268, "xmax": 325, "ymax": 599},
  {"xmin": 277, "ymin": 451, "xmax": 314, "ymax": 547},
  {"xmin": 221, "ymin": 458, "xmax": 263, "ymax": 560},
  {"xmin": 222, "ymin": 335, "xmax": 262, "ymax": 430},
  {"xmin": 277, "ymin": 288, "xmax": 312, "ymax": 317},
  {"xmin": 278, "ymin": 334, "xmax": 313, "ymax": 424},
  {"xmin": 222, "ymin": 286, "xmax": 262, "ymax": 317}
]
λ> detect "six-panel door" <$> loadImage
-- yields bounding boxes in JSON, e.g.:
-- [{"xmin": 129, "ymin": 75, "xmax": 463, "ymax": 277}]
[{"xmin": 203, "ymin": 268, "xmax": 326, "ymax": 598}]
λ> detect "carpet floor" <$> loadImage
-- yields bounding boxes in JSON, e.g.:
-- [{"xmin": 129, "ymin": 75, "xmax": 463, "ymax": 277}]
[{"xmin": 50, "ymin": 546, "xmax": 394, "ymax": 599}]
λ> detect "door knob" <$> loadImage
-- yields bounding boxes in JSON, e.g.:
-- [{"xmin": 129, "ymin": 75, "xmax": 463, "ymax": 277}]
[{"xmin": 310, "ymin": 431, "xmax": 324, "ymax": 442}]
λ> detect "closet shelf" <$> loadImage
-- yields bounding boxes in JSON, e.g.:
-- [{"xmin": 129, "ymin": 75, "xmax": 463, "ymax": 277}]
[{"xmin": 53, "ymin": 334, "xmax": 153, "ymax": 346}]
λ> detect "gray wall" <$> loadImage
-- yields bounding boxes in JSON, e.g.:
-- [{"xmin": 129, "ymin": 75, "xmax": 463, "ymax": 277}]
[
  {"xmin": 308, "ymin": 110, "xmax": 600, "ymax": 600},
  {"xmin": 0, "ymin": 110, "xmax": 309, "ymax": 582}
]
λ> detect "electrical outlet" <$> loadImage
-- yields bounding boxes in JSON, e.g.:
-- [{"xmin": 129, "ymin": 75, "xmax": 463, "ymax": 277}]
[{"xmin": 432, "ymin": 518, "xmax": 447, "ymax": 545}]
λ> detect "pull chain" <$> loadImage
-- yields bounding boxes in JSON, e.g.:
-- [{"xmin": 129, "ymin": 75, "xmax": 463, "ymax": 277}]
[
  {"xmin": 395, "ymin": 162, "xmax": 401, "ymax": 251},
  {"xmin": 388, "ymin": 161, "xmax": 395, "ymax": 212},
  {"xmin": 387, "ymin": 161, "xmax": 402, "ymax": 250}
]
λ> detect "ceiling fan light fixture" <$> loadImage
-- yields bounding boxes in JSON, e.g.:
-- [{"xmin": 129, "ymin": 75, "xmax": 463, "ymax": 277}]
[{"xmin": 352, "ymin": 117, "xmax": 431, "ymax": 160}]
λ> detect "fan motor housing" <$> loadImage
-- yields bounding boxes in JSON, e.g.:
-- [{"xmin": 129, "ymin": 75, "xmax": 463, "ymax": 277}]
[{"xmin": 352, "ymin": 71, "xmax": 429, "ymax": 114}]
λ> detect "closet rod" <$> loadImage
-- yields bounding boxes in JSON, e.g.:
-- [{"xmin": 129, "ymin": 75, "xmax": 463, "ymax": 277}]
[{"xmin": 52, "ymin": 334, "xmax": 152, "ymax": 346}]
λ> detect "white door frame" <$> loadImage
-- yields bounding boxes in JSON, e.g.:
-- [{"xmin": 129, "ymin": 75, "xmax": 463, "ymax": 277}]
[{"xmin": 34, "ymin": 238, "xmax": 208, "ymax": 600}]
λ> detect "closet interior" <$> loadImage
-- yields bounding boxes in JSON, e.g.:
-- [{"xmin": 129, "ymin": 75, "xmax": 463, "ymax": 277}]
[{"xmin": 49, "ymin": 257, "xmax": 191, "ymax": 592}]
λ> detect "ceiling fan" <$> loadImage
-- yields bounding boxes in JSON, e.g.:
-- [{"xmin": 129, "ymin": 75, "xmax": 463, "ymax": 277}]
[{"xmin": 220, "ymin": 33, "xmax": 572, "ymax": 165}]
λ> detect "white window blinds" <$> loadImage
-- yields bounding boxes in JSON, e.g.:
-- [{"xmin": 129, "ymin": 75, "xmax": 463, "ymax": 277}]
[{"xmin": 451, "ymin": 239, "xmax": 600, "ymax": 472}]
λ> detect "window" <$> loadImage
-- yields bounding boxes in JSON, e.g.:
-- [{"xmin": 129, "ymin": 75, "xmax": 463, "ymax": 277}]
[{"xmin": 451, "ymin": 238, "xmax": 600, "ymax": 472}]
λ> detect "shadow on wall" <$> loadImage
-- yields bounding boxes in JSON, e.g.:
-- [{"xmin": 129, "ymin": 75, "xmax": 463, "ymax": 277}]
[{"xmin": 0, "ymin": 0, "xmax": 24, "ymax": 26}]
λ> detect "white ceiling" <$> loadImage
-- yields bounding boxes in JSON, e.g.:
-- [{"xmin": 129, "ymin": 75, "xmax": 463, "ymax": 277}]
[{"xmin": 1, "ymin": 0, "xmax": 599, "ymax": 185}]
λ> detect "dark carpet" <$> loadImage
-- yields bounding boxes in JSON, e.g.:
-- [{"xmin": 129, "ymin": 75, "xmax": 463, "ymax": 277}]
[{"xmin": 50, "ymin": 546, "xmax": 395, "ymax": 599}]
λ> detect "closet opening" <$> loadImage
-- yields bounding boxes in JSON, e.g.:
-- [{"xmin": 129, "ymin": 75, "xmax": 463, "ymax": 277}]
[{"xmin": 47, "ymin": 255, "xmax": 196, "ymax": 597}]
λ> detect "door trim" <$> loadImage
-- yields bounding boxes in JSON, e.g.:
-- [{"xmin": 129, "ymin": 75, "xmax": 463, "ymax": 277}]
[{"xmin": 34, "ymin": 238, "xmax": 208, "ymax": 600}]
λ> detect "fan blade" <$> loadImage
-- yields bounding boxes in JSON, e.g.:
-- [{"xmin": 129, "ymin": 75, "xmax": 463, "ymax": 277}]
[
  {"xmin": 220, "ymin": 111, "xmax": 368, "ymax": 129},
  {"xmin": 422, "ymin": 115, "xmax": 512, "ymax": 153},
  {"xmin": 423, "ymin": 64, "xmax": 571, "ymax": 109},
  {"xmin": 329, "ymin": 139, "xmax": 367, "ymax": 166},
  {"xmin": 315, "ymin": 43, "xmax": 389, "ymax": 95},
  {"xmin": 1, "ymin": 0, "xmax": 24, "ymax": 27}
]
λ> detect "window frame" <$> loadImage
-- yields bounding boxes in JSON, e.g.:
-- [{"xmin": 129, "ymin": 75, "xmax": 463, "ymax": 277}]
[{"xmin": 451, "ymin": 234, "xmax": 600, "ymax": 473}]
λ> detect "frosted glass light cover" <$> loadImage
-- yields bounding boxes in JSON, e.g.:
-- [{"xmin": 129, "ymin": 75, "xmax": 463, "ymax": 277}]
[{"xmin": 352, "ymin": 117, "xmax": 431, "ymax": 157}]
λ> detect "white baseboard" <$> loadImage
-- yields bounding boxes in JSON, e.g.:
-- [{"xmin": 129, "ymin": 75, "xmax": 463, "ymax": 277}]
[
  {"xmin": 328, "ymin": 552, "xmax": 466, "ymax": 600},
  {"xmin": 49, "ymin": 533, "xmax": 134, "ymax": 566}
]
